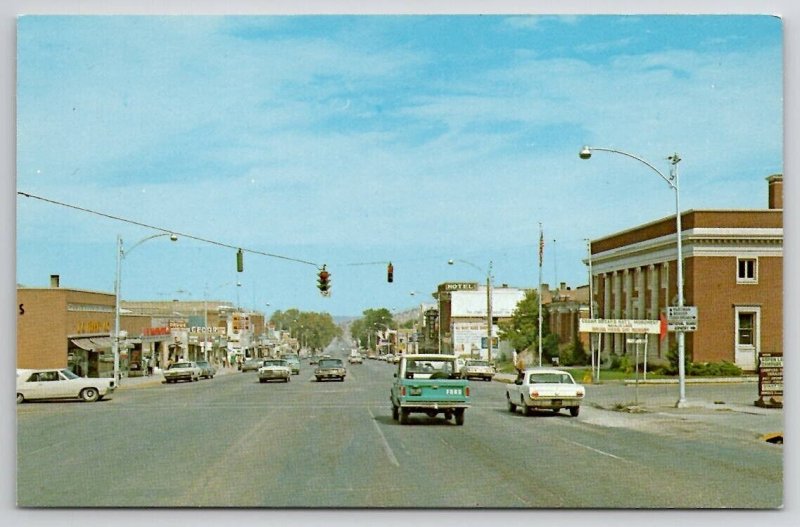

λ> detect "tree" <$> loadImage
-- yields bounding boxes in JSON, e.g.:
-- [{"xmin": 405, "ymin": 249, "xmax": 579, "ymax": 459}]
[
  {"xmin": 497, "ymin": 289, "xmax": 542, "ymax": 353},
  {"xmin": 350, "ymin": 308, "xmax": 395, "ymax": 351},
  {"xmin": 270, "ymin": 309, "xmax": 341, "ymax": 351}
]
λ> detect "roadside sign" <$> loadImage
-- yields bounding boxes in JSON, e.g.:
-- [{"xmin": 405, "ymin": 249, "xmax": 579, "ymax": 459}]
[
  {"xmin": 756, "ymin": 352, "xmax": 783, "ymax": 408},
  {"xmin": 667, "ymin": 306, "xmax": 698, "ymax": 332},
  {"xmin": 579, "ymin": 319, "xmax": 660, "ymax": 334}
]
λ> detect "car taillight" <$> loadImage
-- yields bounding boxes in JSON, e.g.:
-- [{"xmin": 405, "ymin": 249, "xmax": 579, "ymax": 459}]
[
  {"xmin": 401, "ymin": 387, "xmax": 406, "ymax": 396},
  {"xmin": 530, "ymin": 390, "xmax": 539, "ymax": 398},
  {"xmin": 465, "ymin": 386, "xmax": 470, "ymax": 397},
  {"xmin": 577, "ymin": 389, "xmax": 585, "ymax": 398}
]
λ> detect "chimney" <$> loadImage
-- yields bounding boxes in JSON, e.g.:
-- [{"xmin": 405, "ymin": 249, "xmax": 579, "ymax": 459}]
[
  {"xmin": 50, "ymin": 274, "xmax": 60, "ymax": 288},
  {"xmin": 767, "ymin": 174, "xmax": 783, "ymax": 209}
]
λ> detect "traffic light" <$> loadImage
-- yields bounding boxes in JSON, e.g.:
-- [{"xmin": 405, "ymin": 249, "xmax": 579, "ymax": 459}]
[
  {"xmin": 317, "ymin": 265, "xmax": 331, "ymax": 296},
  {"xmin": 236, "ymin": 248, "xmax": 244, "ymax": 272},
  {"xmin": 387, "ymin": 262, "xmax": 394, "ymax": 283}
]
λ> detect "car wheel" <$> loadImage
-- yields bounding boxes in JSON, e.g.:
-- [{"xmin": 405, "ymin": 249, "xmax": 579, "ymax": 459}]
[
  {"xmin": 521, "ymin": 396, "xmax": 532, "ymax": 416},
  {"xmin": 259, "ymin": 378, "xmax": 266, "ymax": 383},
  {"xmin": 454, "ymin": 409, "xmax": 465, "ymax": 426},
  {"xmin": 569, "ymin": 406, "xmax": 580, "ymax": 417},
  {"xmin": 16, "ymin": 393, "xmax": 24, "ymax": 404},
  {"xmin": 391, "ymin": 405, "xmax": 399, "ymax": 421},
  {"xmin": 506, "ymin": 395, "xmax": 516, "ymax": 413},
  {"xmin": 80, "ymin": 387, "xmax": 99, "ymax": 402},
  {"xmin": 399, "ymin": 408, "xmax": 410, "ymax": 425}
]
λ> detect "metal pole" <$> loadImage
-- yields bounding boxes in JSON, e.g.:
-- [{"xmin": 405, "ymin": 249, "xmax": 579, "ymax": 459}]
[
  {"xmin": 586, "ymin": 239, "xmax": 598, "ymax": 383},
  {"xmin": 672, "ymin": 155, "xmax": 687, "ymax": 408},
  {"xmin": 538, "ymin": 223, "xmax": 543, "ymax": 367},
  {"xmin": 486, "ymin": 261, "xmax": 493, "ymax": 363},
  {"xmin": 113, "ymin": 235, "xmax": 122, "ymax": 384}
]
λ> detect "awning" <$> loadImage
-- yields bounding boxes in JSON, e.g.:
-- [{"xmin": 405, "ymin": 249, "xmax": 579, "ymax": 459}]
[{"xmin": 69, "ymin": 336, "xmax": 116, "ymax": 351}]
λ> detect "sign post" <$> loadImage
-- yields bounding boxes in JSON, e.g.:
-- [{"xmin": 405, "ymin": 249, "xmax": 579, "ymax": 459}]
[{"xmin": 755, "ymin": 352, "xmax": 783, "ymax": 408}]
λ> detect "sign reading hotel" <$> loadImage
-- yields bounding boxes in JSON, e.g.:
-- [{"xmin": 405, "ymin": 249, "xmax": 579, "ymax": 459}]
[
  {"xmin": 439, "ymin": 282, "xmax": 478, "ymax": 292},
  {"xmin": 579, "ymin": 318, "xmax": 661, "ymax": 334}
]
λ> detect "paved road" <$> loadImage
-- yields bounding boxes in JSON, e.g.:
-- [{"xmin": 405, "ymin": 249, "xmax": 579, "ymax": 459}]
[{"xmin": 16, "ymin": 359, "xmax": 783, "ymax": 508}]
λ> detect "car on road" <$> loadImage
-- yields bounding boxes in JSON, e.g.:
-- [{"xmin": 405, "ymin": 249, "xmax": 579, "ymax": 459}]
[
  {"xmin": 505, "ymin": 368, "xmax": 585, "ymax": 417},
  {"xmin": 16, "ymin": 368, "xmax": 117, "ymax": 403},
  {"xmin": 258, "ymin": 359, "xmax": 291, "ymax": 383},
  {"xmin": 390, "ymin": 354, "xmax": 469, "ymax": 425},
  {"xmin": 460, "ymin": 359, "xmax": 495, "ymax": 381},
  {"xmin": 240, "ymin": 357, "xmax": 262, "ymax": 372},
  {"xmin": 315, "ymin": 358, "xmax": 346, "ymax": 382},
  {"xmin": 308, "ymin": 356, "xmax": 320, "ymax": 365},
  {"xmin": 195, "ymin": 360, "xmax": 216, "ymax": 379},
  {"xmin": 348, "ymin": 353, "xmax": 363, "ymax": 364},
  {"xmin": 283, "ymin": 355, "xmax": 301, "ymax": 375},
  {"xmin": 163, "ymin": 361, "xmax": 201, "ymax": 383}
]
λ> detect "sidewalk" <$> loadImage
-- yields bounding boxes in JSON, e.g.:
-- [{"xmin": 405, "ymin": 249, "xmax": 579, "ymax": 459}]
[{"xmin": 116, "ymin": 365, "xmax": 238, "ymax": 390}]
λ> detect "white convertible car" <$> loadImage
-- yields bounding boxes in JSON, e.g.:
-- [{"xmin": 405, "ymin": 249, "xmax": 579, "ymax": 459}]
[{"xmin": 16, "ymin": 368, "xmax": 116, "ymax": 403}]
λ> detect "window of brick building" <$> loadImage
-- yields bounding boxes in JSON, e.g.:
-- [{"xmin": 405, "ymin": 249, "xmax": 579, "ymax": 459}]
[{"xmin": 737, "ymin": 257, "xmax": 758, "ymax": 284}]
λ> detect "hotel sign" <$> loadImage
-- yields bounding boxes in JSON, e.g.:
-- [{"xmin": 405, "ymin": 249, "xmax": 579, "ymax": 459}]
[{"xmin": 439, "ymin": 282, "xmax": 478, "ymax": 292}]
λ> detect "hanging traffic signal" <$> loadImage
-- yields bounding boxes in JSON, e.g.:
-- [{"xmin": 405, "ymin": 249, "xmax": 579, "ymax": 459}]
[
  {"xmin": 387, "ymin": 262, "xmax": 394, "ymax": 283},
  {"xmin": 317, "ymin": 265, "xmax": 331, "ymax": 296},
  {"xmin": 236, "ymin": 248, "xmax": 244, "ymax": 272}
]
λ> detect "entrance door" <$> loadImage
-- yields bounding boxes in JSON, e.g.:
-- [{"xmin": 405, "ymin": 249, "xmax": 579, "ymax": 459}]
[{"xmin": 734, "ymin": 307, "xmax": 760, "ymax": 370}]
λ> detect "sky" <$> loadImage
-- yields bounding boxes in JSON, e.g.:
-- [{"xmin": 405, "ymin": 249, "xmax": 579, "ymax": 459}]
[{"xmin": 15, "ymin": 14, "xmax": 783, "ymax": 318}]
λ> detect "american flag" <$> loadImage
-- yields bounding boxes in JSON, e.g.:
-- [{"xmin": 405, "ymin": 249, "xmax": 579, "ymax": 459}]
[{"xmin": 539, "ymin": 229, "xmax": 544, "ymax": 267}]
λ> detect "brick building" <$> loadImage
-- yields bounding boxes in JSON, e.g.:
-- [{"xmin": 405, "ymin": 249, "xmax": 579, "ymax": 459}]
[{"xmin": 588, "ymin": 174, "xmax": 783, "ymax": 370}]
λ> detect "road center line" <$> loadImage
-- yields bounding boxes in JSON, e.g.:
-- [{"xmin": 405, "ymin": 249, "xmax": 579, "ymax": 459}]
[
  {"xmin": 367, "ymin": 408, "xmax": 399, "ymax": 467},
  {"xmin": 563, "ymin": 439, "xmax": 630, "ymax": 462}
]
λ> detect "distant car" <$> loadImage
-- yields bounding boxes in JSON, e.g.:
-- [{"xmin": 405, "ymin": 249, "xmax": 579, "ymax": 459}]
[
  {"xmin": 348, "ymin": 353, "xmax": 363, "ymax": 364},
  {"xmin": 315, "ymin": 358, "xmax": 346, "ymax": 382},
  {"xmin": 16, "ymin": 368, "xmax": 116, "ymax": 403},
  {"xmin": 163, "ymin": 361, "xmax": 201, "ymax": 383},
  {"xmin": 505, "ymin": 368, "xmax": 585, "ymax": 417},
  {"xmin": 460, "ymin": 359, "xmax": 495, "ymax": 381},
  {"xmin": 195, "ymin": 360, "xmax": 216, "ymax": 379},
  {"xmin": 241, "ymin": 358, "xmax": 262, "ymax": 372},
  {"xmin": 283, "ymin": 356, "xmax": 301, "ymax": 375},
  {"xmin": 309, "ymin": 356, "xmax": 320, "ymax": 365},
  {"xmin": 258, "ymin": 359, "xmax": 291, "ymax": 383}
]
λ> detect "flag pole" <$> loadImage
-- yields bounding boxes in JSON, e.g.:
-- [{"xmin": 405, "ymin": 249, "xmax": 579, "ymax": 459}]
[{"xmin": 538, "ymin": 222, "xmax": 544, "ymax": 367}]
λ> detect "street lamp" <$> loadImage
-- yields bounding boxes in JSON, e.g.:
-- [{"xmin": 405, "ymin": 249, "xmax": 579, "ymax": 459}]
[
  {"xmin": 579, "ymin": 145, "xmax": 686, "ymax": 407},
  {"xmin": 113, "ymin": 232, "xmax": 178, "ymax": 384},
  {"xmin": 448, "ymin": 259, "xmax": 494, "ymax": 362}
]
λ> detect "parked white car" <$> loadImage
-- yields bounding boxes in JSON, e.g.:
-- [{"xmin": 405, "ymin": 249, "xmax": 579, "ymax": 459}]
[
  {"xmin": 163, "ymin": 361, "xmax": 201, "ymax": 383},
  {"xmin": 258, "ymin": 359, "xmax": 291, "ymax": 383},
  {"xmin": 16, "ymin": 368, "xmax": 116, "ymax": 403},
  {"xmin": 505, "ymin": 368, "xmax": 585, "ymax": 417}
]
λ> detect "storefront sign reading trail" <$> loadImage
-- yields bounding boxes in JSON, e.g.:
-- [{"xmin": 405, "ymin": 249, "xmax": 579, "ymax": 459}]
[{"xmin": 579, "ymin": 318, "xmax": 661, "ymax": 334}]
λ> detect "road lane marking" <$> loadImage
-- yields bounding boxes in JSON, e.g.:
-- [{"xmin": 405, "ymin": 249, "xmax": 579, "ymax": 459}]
[
  {"xmin": 563, "ymin": 439, "xmax": 630, "ymax": 462},
  {"xmin": 367, "ymin": 408, "xmax": 399, "ymax": 467}
]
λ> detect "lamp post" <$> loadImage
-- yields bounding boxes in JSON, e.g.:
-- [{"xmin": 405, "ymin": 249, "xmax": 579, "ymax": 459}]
[
  {"xmin": 579, "ymin": 146, "xmax": 686, "ymax": 407},
  {"xmin": 448, "ymin": 259, "xmax": 493, "ymax": 363},
  {"xmin": 113, "ymin": 232, "xmax": 178, "ymax": 384}
]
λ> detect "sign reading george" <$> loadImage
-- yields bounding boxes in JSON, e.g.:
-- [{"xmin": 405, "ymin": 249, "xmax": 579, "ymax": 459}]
[{"xmin": 579, "ymin": 319, "xmax": 661, "ymax": 334}]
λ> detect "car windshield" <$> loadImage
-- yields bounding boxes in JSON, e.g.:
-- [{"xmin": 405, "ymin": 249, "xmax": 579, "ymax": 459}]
[
  {"xmin": 172, "ymin": 363, "xmax": 193, "ymax": 369},
  {"xmin": 196, "ymin": 361, "xmax": 209, "ymax": 367},
  {"xmin": 264, "ymin": 360, "xmax": 287, "ymax": 367},
  {"xmin": 529, "ymin": 373, "xmax": 574, "ymax": 384},
  {"xmin": 467, "ymin": 360, "xmax": 490, "ymax": 367},
  {"xmin": 406, "ymin": 359, "xmax": 454, "ymax": 374},
  {"xmin": 285, "ymin": 357, "xmax": 299, "ymax": 364},
  {"xmin": 61, "ymin": 369, "xmax": 79, "ymax": 379},
  {"xmin": 319, "ymin": 359, "xmax": 342, "ymax": 368}
]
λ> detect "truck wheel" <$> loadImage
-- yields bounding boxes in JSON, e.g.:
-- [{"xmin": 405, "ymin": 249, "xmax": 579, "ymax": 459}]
[
  {"xmin": 399, "ymin": 408, "xmax": 410, "ymax": 425},
  {"xmin": 259, "ymin": 378, "xmax": 266, "ymax": 383},
  {"xmin": 392, "ymin": 405, "xmax": 399, "ymax": 421},
  {"xmin": 506, "ymin": 396, "xmax": 516, "ymax": 413},
  {"xmin": 16, "ymin": 393, "xmax": 24, "ymax": 404},
  {"xmin": 454, "ymin": 409, "xmax": 465, "ymax": 426},
  {"xmin": 521, "ymin": 397, "xmax": 532, "ymax": 416},
  {"xmin": 569, "ymin": 406, "xmax": 580, "ymax": 417},
  {"xmin": 444, "ymin": 411, "xmax": 453, "ymax": 421}
]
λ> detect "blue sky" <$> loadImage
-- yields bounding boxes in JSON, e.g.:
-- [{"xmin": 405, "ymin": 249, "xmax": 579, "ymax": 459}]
[{"xmin": 15, "ymin": 15, "xmax": 783, "ymax": 317}]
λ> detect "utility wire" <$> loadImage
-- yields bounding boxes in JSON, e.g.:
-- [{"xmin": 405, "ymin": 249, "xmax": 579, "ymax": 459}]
[{"xmin": 17, "ymin": 191, "xmax": 320, "ymax": 267}]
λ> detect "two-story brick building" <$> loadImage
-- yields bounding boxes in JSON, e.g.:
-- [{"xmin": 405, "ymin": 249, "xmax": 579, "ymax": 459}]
[{"xmin": 588, "ymin": 174, "xmax": 783, "ymax": 371}]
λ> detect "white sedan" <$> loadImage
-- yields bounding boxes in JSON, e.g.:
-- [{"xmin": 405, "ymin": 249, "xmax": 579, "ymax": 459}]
[
  {"xmin": 163, "ymin": 361, "xmax": 201, "ymax": 383},
  {"xmin": 258, "ymin": 359, "xmax": 291, "ymax": 383},
  {"xmin": 505, "ymin": 368, "xmax": 585, "ymax": 417},
  {"xmin": 16, "ymin": 368, "xmax": 116, "ymax": 403}
]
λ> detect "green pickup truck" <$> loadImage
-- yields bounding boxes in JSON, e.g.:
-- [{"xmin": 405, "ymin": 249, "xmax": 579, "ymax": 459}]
[{"xmin": 390, "ymin": 354, "xmax": 470, "ymax": 425}]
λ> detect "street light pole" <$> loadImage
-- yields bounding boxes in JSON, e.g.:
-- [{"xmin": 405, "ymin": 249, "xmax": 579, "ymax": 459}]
[
  {"xmin": 113, "ymin": 232, "xmax": 177, "ymax": 384},
  {"xmin": 579, "ymin": 146, "xmax": 686, "ymax": 407},
  {"xmin": 448, "ymin": 259, "xmax": 493, "ymax": 362}
]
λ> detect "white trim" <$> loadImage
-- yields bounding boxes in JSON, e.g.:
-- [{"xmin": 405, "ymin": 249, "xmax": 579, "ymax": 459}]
[
  {"xmin": 734, "ymin": 306, "xmax": 760, "ymax": 370},
  {"xmin": 736, "ymin": 257, "xmax": 759, "ymax": 284}
]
